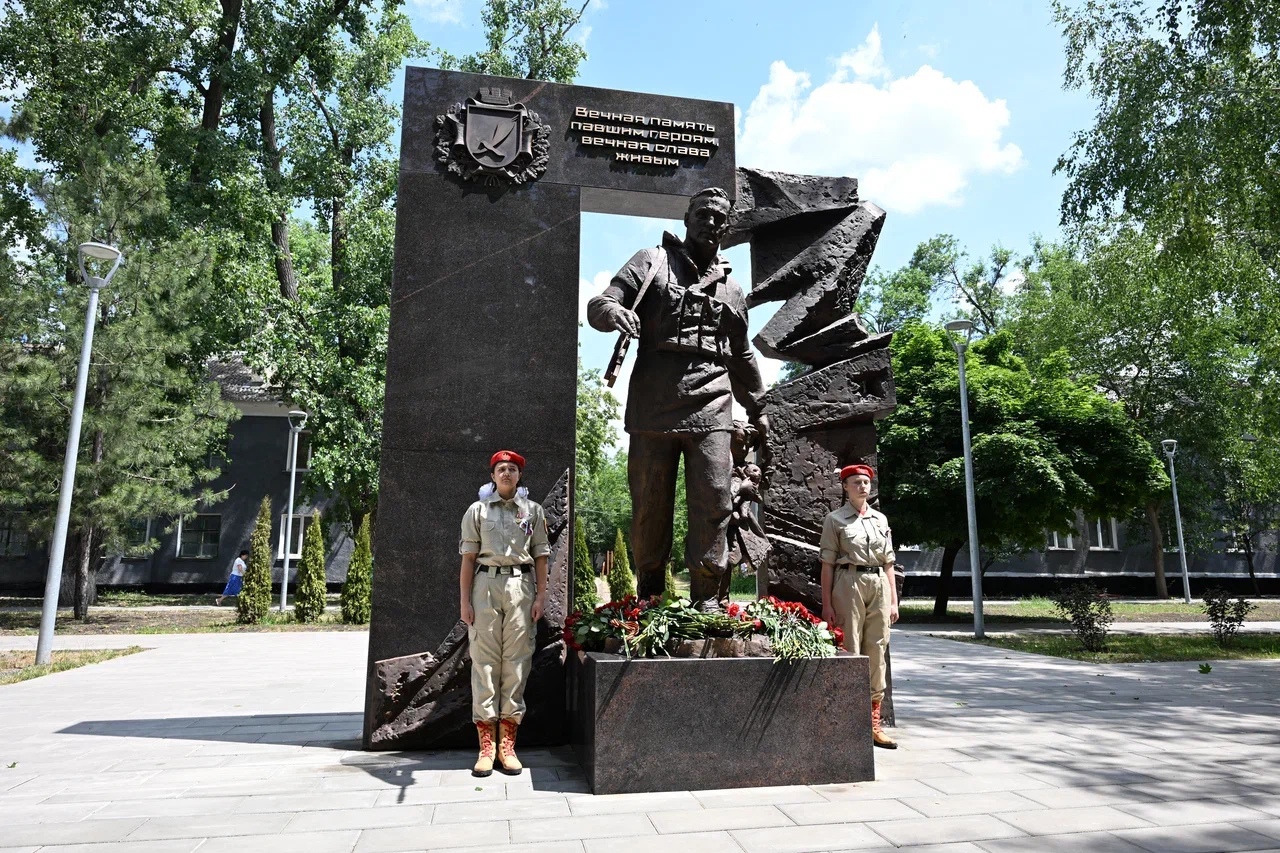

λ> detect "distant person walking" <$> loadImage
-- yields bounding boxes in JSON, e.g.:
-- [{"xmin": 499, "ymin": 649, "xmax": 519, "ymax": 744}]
[{"xmin": 215, "ymin": 549, "xmax": 249, "ymax": 606}]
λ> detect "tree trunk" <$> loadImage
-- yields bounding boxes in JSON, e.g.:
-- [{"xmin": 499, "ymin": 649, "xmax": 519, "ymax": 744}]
[
  {"xmin": 1243, "ymin": 541, "xmax": 1261, "ymax": 596},
  {"xmin": 57, "ymin": 533, "xmax": 78, "ymax": 608},
  {"xmin": 1145, "ymin": 503, "xmax": 1169, "ymax": 599},
  {"xmin": 259, "ymin": 91, "xmax": 297, "ymax": 301},
  {"xmin": 192, "ymin": 0, "xmax": 244, "ymax": 185},
  {"xmin": 73, "ymin": 524, "xmax": 96, "ymax": 620},
  {"xmin": 933, "ymin": 541, "xmax": 962, "ymax": 619}
]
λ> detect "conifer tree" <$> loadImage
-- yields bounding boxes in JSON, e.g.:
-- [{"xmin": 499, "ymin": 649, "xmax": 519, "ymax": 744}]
[
  {"xmin": 341, "ymin": 513, "xmax": 374, "ymax": 624},
  {"xmin": 238, "ymin": 497, "xmax": 274, "ymax": 624},
  {"xmin": 571, "ymin": 516, "xmax": 597, "ymax": 615},
  {"xmin": 607, "ymin": 529, "xmax": 636, "ymax": 601},
  {"xmin": 664, "ymin": 565, "xmax": 678, "ymax": 601},
  {"xmin": 294, "ymin": 510, "xmax": 327, "ymax": 623}
]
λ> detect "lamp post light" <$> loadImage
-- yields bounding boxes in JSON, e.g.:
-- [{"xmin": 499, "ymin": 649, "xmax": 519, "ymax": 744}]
[
  {"xmin": 35, "ymin": 242, "xmax": 124, "ymax": 665},
  {"xmin": 944, "ymin": 319, "xmax": 984, "ymax": 638},
  {"xmin": 279, "ymin": 410, "xmax": 308, "ymax": 612},
  {"xmin": 1161, "ymin": 438, "xmax": 1192, "ymax": 604}
]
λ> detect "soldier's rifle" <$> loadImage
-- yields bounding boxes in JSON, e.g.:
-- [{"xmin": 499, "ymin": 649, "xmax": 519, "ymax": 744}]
[{"xmin": 604, "ymin": 249, "xmax": 668, "ymax": 388}]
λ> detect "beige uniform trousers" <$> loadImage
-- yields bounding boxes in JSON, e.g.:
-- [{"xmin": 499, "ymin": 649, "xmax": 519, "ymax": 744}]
[
  {"xmin": 831, "ymin": 567, "xmax": 890, "ymax": 702},
  {"xmin": 469, "ymin": 569, "xmax": 536, "ymax": 723}
]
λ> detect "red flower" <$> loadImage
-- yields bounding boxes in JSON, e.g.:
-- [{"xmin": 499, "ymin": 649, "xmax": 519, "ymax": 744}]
[
  {"xmin": 832, "ymin": 626, "xmax": 845, "ymax": 648},
  {"xmin": 726, "ymin": 602, "xmax": 743, "ymax": 618},
  {"xmin": 753, "ymin": 619, "xmax": 763, "ymax": 630}
]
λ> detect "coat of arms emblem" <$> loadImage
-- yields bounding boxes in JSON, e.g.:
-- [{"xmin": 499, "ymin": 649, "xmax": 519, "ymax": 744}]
[{"xmin": 434, "ymin": 88, "xmax": 550, "ymax": 186}]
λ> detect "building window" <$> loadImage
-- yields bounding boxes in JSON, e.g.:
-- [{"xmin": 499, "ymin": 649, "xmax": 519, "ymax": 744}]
[
  {"xmin": 277, "ymin": 514, "xmax": 313, "ymax": 560},
  {"xmin": 1088, "ymin": 518, "xmax": 1119, "ymax": 550},
  {"xmin": 1046, "ymin": 530, "xmax": 1074, "ymax": 550},
  {"xmin": 285, "ymin": 428, "xmax": 312, "ymax": 472},
  {"xmin": 0, "ymin": 516, "xmax": 28, "ymax": 558},
  {"xmin": 124, "ymin": 518, "xmax": 152, "ymax": 549},
  {"xmin": 177, "ymin": 515, "xmax": 221, "ymax": 559}
]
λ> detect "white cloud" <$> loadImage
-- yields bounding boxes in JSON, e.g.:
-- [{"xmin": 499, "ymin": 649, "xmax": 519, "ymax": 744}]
[
  {"xmin": 411, "ymin": 0, "xmax": 465, "ymax": 25},
  {"xmin": 738, "ymin": 27, "xmax": 1023, "ymax": 214}
]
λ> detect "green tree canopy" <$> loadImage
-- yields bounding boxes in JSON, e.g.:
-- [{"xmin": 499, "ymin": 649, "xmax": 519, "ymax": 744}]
[{"xmin": 880, "ymin": 322, "xmax": 1164, "ymax": 616}]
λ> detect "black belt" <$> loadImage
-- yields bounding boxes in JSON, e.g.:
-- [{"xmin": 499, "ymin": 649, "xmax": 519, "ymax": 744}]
[
  {"xmin": 839, "ymin": 564, "xmax": 882, "ymax": 573},
  {"xmin": 477, "ymin": 563, "xmax": 533, "ymax": 576}
]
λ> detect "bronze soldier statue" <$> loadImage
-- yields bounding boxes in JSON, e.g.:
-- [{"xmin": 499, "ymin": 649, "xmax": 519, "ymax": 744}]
[{"xmin": 587, "ymin": 187, "xmax": 768, "ymax": 611}]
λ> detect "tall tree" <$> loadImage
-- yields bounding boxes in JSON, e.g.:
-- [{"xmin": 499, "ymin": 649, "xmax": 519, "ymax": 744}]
[
  {"xmin": 880, "ymin": 323, "xmax": 1164, "ymax": 616},
  {"xmin": 1053, "ymin": 0, "xmax": 1280, "ymax": 271},
  {"xmin": 1011, "ymin": 226, "xmax": 1271, "ymax": 595}
]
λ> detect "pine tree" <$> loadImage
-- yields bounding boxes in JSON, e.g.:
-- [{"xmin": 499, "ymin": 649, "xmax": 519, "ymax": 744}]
[
  {"xmin": 294, "ymin": 510, "xmax": 327, "ymax": 622},
  {"xmin": 238, "ymin": 497, "xmax": 274, "ymax": 624},
  {"xmin": 607, "ymin": 529, "xmax": 636, "ymax": 601},
  {"xmin": 341, "ymin": 513, "xmax": 374, "ymax": 624},
  {"xmin": 571, "ymin": 516, "xmax": 597, "ymax": 615},
  {"xmin": 664, "ymin": 564, "xmax": 678, "ymax": 601}
]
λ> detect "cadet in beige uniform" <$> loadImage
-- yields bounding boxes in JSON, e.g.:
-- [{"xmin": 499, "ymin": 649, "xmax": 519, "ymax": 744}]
[
  {"xmin": 819, "ymin": 463, "xmax": 899, "ymax": 749},
  {"xmin": 459, "ymin": 450, "xmax": 549, "ymax": 776}
]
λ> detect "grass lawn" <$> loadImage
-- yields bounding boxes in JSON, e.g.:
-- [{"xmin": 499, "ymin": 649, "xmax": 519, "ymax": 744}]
[
  {"xmin": 951, "ymin": 632, "xmax": 1280, "ymax": 663},
  {"xmin": 897, "ymin": 597, "xmax": 1280, "ymax": 624},
  {"xmin": 0, "ymin": 646, "xmax": 145, "ymax": 684},
  {"xmin": 0, "ymin": 608, "xmax": 365, "ymax": 636}
]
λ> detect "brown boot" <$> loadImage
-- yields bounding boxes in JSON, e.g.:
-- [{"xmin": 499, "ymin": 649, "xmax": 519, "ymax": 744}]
[
  {"xmin": 472, "ymin": 721, "xmax": 496, "ymax": 777},
  {"xmin": 497, "ymin": 718, "xmax": 523, "ymax": 775},
  {"xmin": 871, "ymin": 700, "xmax": 897, "ymax": 749}
]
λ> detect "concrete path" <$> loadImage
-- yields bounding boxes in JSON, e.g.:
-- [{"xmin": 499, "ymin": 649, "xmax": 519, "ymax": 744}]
[
  {"xmin": 897, "ymin": 620, "xmax": 1280, "ymax": 636},
  {"xmin": 1, "ymin": 631, "xmax": 1279, "ymax": 852}
]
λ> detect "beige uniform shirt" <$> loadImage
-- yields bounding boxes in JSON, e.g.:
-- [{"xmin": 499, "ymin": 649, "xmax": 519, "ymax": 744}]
[
  {"xmin": 459, "ymin": 493, "xmax": 550, "ymax": 566},
  {"xmin": 819, "ymin": 503, "xmax": 895, "ymax": 567}
]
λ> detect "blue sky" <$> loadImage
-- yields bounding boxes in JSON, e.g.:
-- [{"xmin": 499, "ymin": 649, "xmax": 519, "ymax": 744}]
[{"xmin": 405, "ymin": 0, "xmax": 1095, "ymax": 435}]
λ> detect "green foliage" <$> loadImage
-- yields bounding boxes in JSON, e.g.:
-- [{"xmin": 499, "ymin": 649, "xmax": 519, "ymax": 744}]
[
  {"xmin": 729, "ymin": 567, "xmax": 756, "ymax": 596},
  {"xmin": 575, "ymin": 363, "xmax": 620, "ymax": 482},
  {"xmin": 571, "ymin": 516, "xmax": 598, "ymax": 615},
  {"xmin": 1052, "ymin": 582, "xmax": 1113, "ymax": 652},
  {"xmin": 238, "ymin": 498, "xmax": 275, "ymax": 625},
  {"xmin": 341, "ymin": 513, "xmax": 374, "ymax": 624},
  {"xmin": 855, "ymin": 264, "xmax": 938, "ymax": 335},
  {"xmin": 663, "ymin": 565, "xmax": 678, "ymax": 601},
  {"xmin": 293, "ymin": 511, "xmax": 327, "ymax": 623},
  {"xmin": 447, "ymin": 0, "xmax": 591, "ymax": 83},
  {"xmin": 1053, "ymin": 0, "xmax": 1280, "ymax": 267},
  {"xmin": 606, "ymin": 529, "xmax": 636, "ymax": 601},
  {"xmin": 576, "ymin": 449, "xmax": 631, "ymax": 555},
  {"xmin": 881, "ymin": 322, "xmax": 1163, "ymax": 610},
  {"xmin": 1202, "ymin": 587, "xmax": 1256, "ymax": 649}
]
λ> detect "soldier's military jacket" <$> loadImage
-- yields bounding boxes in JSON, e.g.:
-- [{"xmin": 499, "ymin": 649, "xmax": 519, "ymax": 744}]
[
  {"xmin": 819, "ymin": 503, "xmax": 896, "ymax": 568},
  {"xmin": 586, "ymin": 231, "xmax": 766, "ymax": 435},
  {"xmin": 459, "ymin": 492, "xmax": 550, "ymax": 566}
]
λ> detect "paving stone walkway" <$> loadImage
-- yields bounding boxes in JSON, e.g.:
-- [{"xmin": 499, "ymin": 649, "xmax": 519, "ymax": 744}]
[{"xmin": 1, "ymin": 630, "xmax": 1278, "ymax": 852}]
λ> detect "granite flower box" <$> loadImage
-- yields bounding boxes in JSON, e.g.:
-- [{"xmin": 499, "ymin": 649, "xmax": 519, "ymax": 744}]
[{"xmin": 569, "ymin": 649, "xmax": 874, "ymax": 794}]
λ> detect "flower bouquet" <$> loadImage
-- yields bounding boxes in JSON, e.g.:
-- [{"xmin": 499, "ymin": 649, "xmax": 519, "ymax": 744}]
[{"xmin": 564, "ymin": 594, "xmax": 844, "ymax": 663}]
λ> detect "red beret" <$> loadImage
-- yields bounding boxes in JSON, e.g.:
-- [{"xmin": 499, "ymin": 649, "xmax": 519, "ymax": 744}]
[
  {"xmin": 490, "ymin": 450, "xmax": 526, "ymax": 470},
  {"xmin": 839, "ymin": 464, "xmax": 875, "ymax": 481}
]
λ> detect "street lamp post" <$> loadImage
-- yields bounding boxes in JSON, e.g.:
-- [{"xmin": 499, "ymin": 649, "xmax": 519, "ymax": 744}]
[
  {"xmin": 279, "ymin": 410, "xmax": 308, "ymax": 612},
  {"xmin": 944, "ymin": 319, "xmax": 984, "ymax": 638},
  {"xmin": 1161, "ymin": 439, "xmax": 1192, "ymax": 604},
  {"xmin": 35, "ymin": 243, "xmax": 124, "ymax": 665}
]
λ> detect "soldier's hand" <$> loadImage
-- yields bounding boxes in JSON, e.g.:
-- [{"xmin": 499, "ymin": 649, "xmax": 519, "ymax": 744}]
[
  {"xmin": 610, "ymin": 306, "xmax": 641, "ymax": 337},
  {"xmin": 750, "ymin": 412, "xmax": 771, "ymax": 467},
  {"xmin": 460, "ymin": 601, "xmax": 474, "ymax": 626},
  {"xmin": 531, "ymin": 595, "xmax": 545, "ymax": 623},
  {"xmin": 822, "ymin": 602, "xmax": 837, "ymax": 631},
  {"xmin": 889, "ymin": 603, "xmax": 900, "ymax": 625}
]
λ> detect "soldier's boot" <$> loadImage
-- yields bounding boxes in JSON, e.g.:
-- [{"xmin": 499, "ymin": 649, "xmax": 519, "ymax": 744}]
[
  {"xmin": 497, "ymin": 718, "xmax": 523, "ymax": 775},
  {"xmin": 688, "ymin": 564, "xmax": 724, "ymax": 612},
  {"xmin": 871, "ymin": 700, "xmax": 897, "ymax": 749},
  {"xmin": 472, "ymin": 721, "xmax": 497, "ymax": 777}
]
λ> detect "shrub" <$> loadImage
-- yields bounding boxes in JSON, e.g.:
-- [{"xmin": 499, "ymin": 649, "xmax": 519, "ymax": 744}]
[
  {"xmin": 237, "ymin": 497, "xmax": 274, "ymax": 624},
  {"xmin": 664, "ymin": 564, "xmax": 678, "ymax": 601},
  {"xmin": 729, "ymin": 565, "xmax": 756, "ymax": 596},
  {"xmin": 1051, "ymin": 582, "xmax": 1113, "ymax": 652},
  {"xmin": 294, "ymin": 510, "xmax": 327, "ymax": 623},
  {"xmin": 1203, "ymin": 587, "xmax": 1255, "ymax": 648},
  {"xmin": 607, "ymin": 529, "xmax": 636, "ymax": 600},
  {"xmin": 341, "ymin": 513, "xmax": 373, "ymax": 624},
  {"xmin": 571, "ymin": 516, "xmax": 598, "ymax": 615}
]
